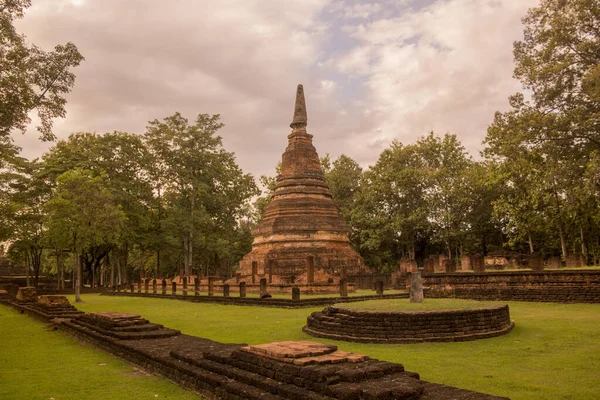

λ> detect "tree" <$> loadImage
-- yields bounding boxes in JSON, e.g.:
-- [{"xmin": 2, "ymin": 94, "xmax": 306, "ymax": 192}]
[
  {"xmin": 44, "ymin": 169, "xmax": 126, "ymax": 301},
  {"xmin": 144, "ymin": 113, "xmax": 258, "ymax": 276},
  {"xmin": 512, "ymin": 0, "xmax": 600, "ymax": 150},
  {"xmin": 0, "ymin": 0, "xmax": 84, "ymax": 140},
  {"xmin": 41, "ymin": 132, "xmax": 154, "ymax": 286}
]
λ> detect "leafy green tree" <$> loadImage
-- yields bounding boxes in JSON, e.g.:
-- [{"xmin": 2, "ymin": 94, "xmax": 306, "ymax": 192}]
[
  {"xmin": 321, "ymin": 154, "xmax": 363, "ymax": 245},
  {"xmin": 0, "ymin": 0, "xmax": 84, "ymax": 140},
  {"xmin": 144, "ymin": 113, "xmax": 258, "ymax": 276},
  {"xmin": 416, "ymin": 133, "xmax": 473, "ymax": 260},
  {"xmin": 44, "ymin": 169, "xmax": 126, "ymax": 301},
  {"xmin": 41, "ymin": 132, "xmax": 154, "ymax": 285}
]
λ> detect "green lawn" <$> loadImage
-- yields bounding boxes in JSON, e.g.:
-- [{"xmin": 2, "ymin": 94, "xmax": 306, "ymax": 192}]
[
  {"xmin": 0, "ymin": 303, "xmax": 202, "ymax": 400},
  {"xmin": 2, "ymin": 295, "xmax": 599, "ymax": 400}
]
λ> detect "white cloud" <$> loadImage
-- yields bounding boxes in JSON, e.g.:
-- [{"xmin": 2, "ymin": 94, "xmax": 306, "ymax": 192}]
[
  {"xmin": 332, "ymin": 0, "xmax": 538, "ymax": 158},
  {"xmin": 11, "ymin": 0, "xmax": 539, "ymax": 178}
]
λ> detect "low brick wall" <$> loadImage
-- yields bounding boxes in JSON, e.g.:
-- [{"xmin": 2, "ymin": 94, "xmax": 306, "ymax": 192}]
[
  {"xmin": 422, "ymin": 270, "xmax": 600, "ymax": 303},
  {"xmin": 304, "ymin": 305, "xmax": 514, "ymax": 343},
  {"xmin": 103, "ymin": 290, "xmax": 408, "ymax": 308}
]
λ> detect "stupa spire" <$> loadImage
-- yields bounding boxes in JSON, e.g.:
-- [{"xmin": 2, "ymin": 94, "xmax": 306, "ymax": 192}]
[{"xmin": 290, "ymin": 84, "xmax": 307, "ymax": 129}]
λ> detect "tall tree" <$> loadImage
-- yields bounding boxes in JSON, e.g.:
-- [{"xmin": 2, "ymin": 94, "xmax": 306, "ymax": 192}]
[
  {"xmin": 0, "ymin": 0, "xmax": 84, "ymax": 140},
  {"xmin": 144, "ymin": 113, "xmax": 258, "ymax": 276},
  {"xmin": 44, "ymin": 169, "xmax": 125, "ymax": 301}
]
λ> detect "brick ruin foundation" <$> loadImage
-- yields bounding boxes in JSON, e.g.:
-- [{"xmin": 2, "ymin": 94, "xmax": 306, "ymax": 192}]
[
  {"xmin": 1, "ymin": 289, "xmax": 509, "ymax": 399},
  {"xmin": 235, "ymin": 85, "xmax": 367, "ymax": 288},
  {"xmin": 304, "ymin": 305, "xmax": 514, "ymax": 344},
  {"xmin": 421, "ymin": 270, "xmax": 600, "ymax": 303}
]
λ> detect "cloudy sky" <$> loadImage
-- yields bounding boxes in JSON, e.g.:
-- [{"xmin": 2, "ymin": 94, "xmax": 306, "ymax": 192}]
[{"xmin": 13, "ymin": 0, "xmax": 538, "ymax": 179}]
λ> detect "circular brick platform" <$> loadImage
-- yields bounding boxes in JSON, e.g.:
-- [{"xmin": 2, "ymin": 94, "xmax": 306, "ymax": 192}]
[{"xmin": 303, "ymin": 304, "xmax": 514, "ymax": 343}]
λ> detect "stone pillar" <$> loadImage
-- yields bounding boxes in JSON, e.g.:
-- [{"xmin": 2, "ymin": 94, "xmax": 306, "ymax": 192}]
[
  {"xmin": 473, "ymin": 255, "xmax": 485, "ymax": 272},
  {"xmin": 152, "ymin": 279, "xmax": 157, "ymax": 294},
  {"xmin": 161, "ymin": 279, "xmax": 167, "ymax": 295},
  {"xmin": 565, "ymin": 254, "xmax": 581, "ymax": 268},
  {"xmin": 339, "ymin": 278, "xmax": 348, "ymax": 297},
  {"xmin": 423, "ymin": 258, "xmax": 434, "ymax": 274},
  {"xmin": 409, "ymin": 271, "xmax": 424, "ymax": 303},
  {"xmin": 292, "ymin": 286, "xmax": 300, "ymax": 300},
  {"xmin": 171, "ymin": 281, "xmax": 177, "ymax": 295},
  {"xmin": 461, "ymin": 255, "xmax": 472, "ymax": 271},
  {"xmin": 223, "ymin": 284, "xmax": 230, "ymax": 297},
  {"xmin": 239, "ymin": 282, "xmax": 246, "ymax": 298},
  {"xmin": 208, "ymin": 277, "xmax": 214, "ymax": 296},
  {"xmin": 376, "ymin": 280, "xmax": 384, "ymax": 296},
  {"xmin": 144, "ymin": 279, "xmax": 149, "ymax": 293},
  {"xmin": 547, "ymin": 256, "xmax": 561, "ymax": 269},
  {"xmin": 400, "ymin": 258, "xmax": 418, "ymax": 273},
  {"xmin": 529, "ymin": 253, "xmax": 543, "ymax": 271},
  {"xmin": 194, "ymin": 277, "xmax": 199, "ymax": 296},
  {"xmin": 137, "ymin": 280, "xmax": 141, "ymax": 293},
  {"xmin": 182, "ymin": 276, "xmax": 188, "ymax": 296},
  {"xmin": 442, "ymin": 259, "xmax": 457, "ymax": 273},
  {"xmin": 260, "ymin": 278, "xmax": 267, "ymax": 296}
]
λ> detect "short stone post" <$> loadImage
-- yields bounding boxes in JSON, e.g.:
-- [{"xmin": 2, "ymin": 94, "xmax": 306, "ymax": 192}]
[
  {"xmin": 152, "ymin": 279, "xmax": 157, "ymax": 294},
  {"xmin": 239, "ymin": 282, "xmax": 246, "ymax": 298},
  {"xmin": 292, "ymin": 286, "xmax": 300, "ymax": 300},
  {"xmin": 194, "ymin": 277, "xmax": 199, "ymax": 296},
  {"xmin": 339, "ymin": 278, "xmax": 348, "ymax": 297},
  {"xmin": 409, "ymin": 271, "xmax": 424, "ymax": 303},
  {"xmin": 172, "ymin": 281, "xmax": 177, "ymax": 295},
  {"xmin": 182, "ymin": 277, "xmax": 188, "ymax": 296},
  {"xmin": 137, "ymin": 280, "xmax": 141, "ymax": 293},
  {"xmin": 161, "ymin": 279, "xmax": 167, "ymax": 295},
  {"xmin": 129, "ymin": 284, "xmax": 134, "ymax": 293},
  {"xmin": 260, "ymin": 278, "xmax": 267, "ymax": 296},
  {"xmin": 376, "ymin": 280, "xmax": 384, "ymax": 296},
  {"xmin": 208, "ymin": 277, "xmax": 214, "ymax": 297},
  {"xmin": 144, "ymin": 279, "xmax": 149, "ymax": 293},
  {"xmin": 223, "ymin": 284, "xmax": 230, "ymax": 297}
]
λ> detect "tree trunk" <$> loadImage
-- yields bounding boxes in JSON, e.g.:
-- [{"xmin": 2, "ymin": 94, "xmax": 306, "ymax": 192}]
[
  {"xmin": 558, "ymin": 223, "xmax": 567, "ymax": 261},
  {"xmin": 75, "ymin": 254, "xmax": 82, "ymax": 302},
  {"xmin": 528, "ymin": 231, "xmax": 534, "ymax": 254},
  {"xmin": 109, "ymin": 252, "xmax": 114, "ymax": 287},
  {"xmin": 116, "ymin": 257, "xmax": 122, "ymax": 286},
  {"xmin": 56, "ymin": 252, "xmax": 60, "ymax": 290}
]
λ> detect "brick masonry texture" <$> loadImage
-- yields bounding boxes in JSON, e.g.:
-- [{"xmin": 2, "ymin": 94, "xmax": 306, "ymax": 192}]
[
  {"xmin": 421, "ymin": 270, "xmax": 600, "ymax": 303},
  {"xmin": 304, "ymin": 305, "xmax": 514, "ymax": 344},
  {"xmin": 237, "ymin": 85, "xmax": 366, "ymax": 287},
  {"xmin": 1, "ymin": 295, "xmax": 509, "ymax": 399}
]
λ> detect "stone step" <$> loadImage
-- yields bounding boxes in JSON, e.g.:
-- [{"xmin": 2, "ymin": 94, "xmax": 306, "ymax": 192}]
[
  {"xmin": 170, "ymin": 349, "xmax": 331, "ymax": 400},
  {"xmin": 71, "ymin": 319, "xmax": 179, "ymax": 340}
]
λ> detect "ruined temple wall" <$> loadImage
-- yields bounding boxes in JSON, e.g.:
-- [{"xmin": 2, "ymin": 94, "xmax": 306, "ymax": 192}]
[{"xmin": 422, "ymin": 270, "xmax": 600, "ymax": 303}]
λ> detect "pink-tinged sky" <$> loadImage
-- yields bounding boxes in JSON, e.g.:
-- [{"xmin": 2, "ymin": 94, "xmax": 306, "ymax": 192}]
[{"xmin": 12, "ymin": 0, "xmax": 538, "ymax": 179}]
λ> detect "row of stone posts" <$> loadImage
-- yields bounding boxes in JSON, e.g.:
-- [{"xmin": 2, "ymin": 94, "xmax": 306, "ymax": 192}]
[{"xmin": 120, "ymin": 276, "xmax": 362, "ymax": 300}]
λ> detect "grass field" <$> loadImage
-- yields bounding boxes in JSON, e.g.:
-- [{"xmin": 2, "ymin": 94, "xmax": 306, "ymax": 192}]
[{"xmin": 2, "ymin": 295, "xmax": 599, "ymax": 400}]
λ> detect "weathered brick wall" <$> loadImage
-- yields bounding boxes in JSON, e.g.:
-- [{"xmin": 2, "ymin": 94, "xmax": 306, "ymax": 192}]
[
  {"xmin": 422, "ymin": 270, "xmax": 600, "ymax": 303},
  {"xmin": 304, "ymin": 305, "xmax": 514, "ymax": 343}
]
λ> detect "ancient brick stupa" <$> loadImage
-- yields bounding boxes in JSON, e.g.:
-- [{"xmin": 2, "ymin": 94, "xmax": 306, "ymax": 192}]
[{"xmin": 237, "ymin": 84, "xmax": 366, "ymax": 285}]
